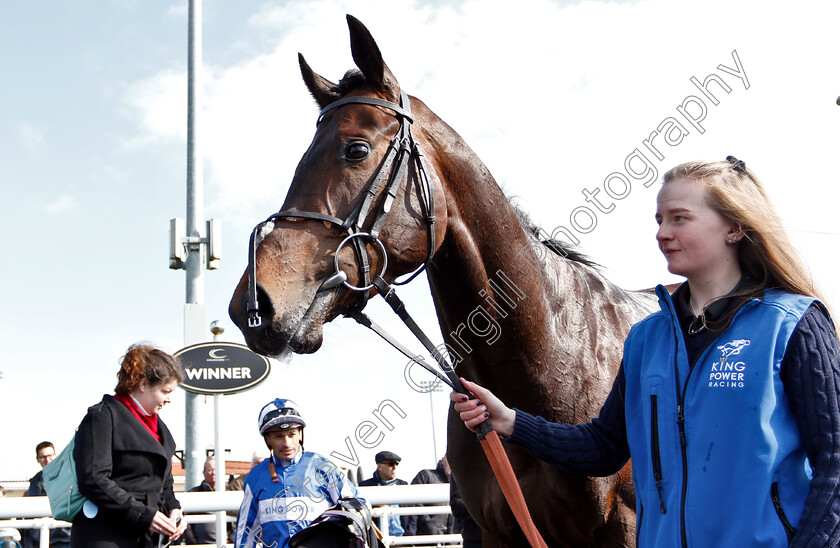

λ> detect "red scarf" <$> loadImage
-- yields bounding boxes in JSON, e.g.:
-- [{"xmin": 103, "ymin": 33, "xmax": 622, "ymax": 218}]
[{"xmin": 115, "ymin": 393, "xmax": 161, "ymax": 443}]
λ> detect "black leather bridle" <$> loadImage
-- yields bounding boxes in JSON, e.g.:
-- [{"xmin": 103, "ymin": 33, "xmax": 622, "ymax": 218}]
[
  {"xmin": 245, "ymin": 90, "xmax": 436, "ymax": 329},
  {"xmin": 244, "ymin": 89, "xmax": 458, "ymax": 388}
]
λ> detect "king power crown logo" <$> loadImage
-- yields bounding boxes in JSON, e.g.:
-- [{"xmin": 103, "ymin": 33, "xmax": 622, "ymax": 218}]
[{"xmin": 709, "ymin": 339, "xmax": 751, "ymax": 389}]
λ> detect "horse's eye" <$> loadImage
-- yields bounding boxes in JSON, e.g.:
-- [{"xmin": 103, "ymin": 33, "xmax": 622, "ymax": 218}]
[{"xmin": 344, "ymin": 142, "xmax": 370, "ymax": 162}]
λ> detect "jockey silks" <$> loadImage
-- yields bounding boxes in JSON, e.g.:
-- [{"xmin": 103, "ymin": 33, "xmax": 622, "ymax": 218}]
[{"xmin": 234, "ymin": 450, "xmax": 359, "ymax": 548}]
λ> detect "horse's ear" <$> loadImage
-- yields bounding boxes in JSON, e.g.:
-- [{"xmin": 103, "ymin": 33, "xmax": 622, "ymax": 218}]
[
  {"xmin": 299, "ymin": 53, "xmax": 340, "ymax": 109},
  {"xmin": 346, "ymin": 14, "xmax": 400, "ymax": 99}
]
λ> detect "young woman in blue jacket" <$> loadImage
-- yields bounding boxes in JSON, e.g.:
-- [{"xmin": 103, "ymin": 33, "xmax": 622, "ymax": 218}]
[{"xmin": 452, "ymin": 158, "xmax": 840, "ymax": 547}]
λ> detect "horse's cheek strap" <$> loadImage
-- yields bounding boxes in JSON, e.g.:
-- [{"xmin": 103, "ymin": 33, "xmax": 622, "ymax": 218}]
[{"xmin": 246, "ymin": 222, "xmax": 265, "ymax": 328}]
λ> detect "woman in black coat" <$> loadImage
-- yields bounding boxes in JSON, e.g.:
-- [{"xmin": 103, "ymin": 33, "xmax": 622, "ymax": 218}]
[{"xmin": 72, "ymin": 344, "xmax": 187, "ymax": 548}]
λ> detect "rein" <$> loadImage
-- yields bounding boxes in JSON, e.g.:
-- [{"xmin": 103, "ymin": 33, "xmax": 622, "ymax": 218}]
[{"xmin": 244, "ymin": 90, "xmax": 548, "ymax": 548}]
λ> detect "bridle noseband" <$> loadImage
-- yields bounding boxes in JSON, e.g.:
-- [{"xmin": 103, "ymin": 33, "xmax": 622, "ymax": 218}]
[{"xmin": 245, "ymin": 90, "xmax": 436, "ymax": 329}]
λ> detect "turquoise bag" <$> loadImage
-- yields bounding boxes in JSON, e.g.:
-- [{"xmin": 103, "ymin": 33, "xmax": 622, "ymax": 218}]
[{"xmin": 42, "ymin": 436, "xmax": 87, "ymax": 522}]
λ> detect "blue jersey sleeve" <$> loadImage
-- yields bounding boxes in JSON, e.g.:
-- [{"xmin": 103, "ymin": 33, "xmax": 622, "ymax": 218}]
[{"xmin": 234, "ymin": 476, "xmax": 262, "ymax": 547}]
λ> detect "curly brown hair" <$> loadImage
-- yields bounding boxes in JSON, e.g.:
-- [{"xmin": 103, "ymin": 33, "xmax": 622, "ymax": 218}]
[{"xmin": 115, "ymin": 344, "xmax": 184, "ymax": 395}]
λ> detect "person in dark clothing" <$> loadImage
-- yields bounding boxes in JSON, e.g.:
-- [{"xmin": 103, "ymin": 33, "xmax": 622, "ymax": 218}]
[
  {"xmin": 358, "ymin": 451, "xmax": 407, "ymax": 536},
  {"xmin": 182, "ymin": 457, "xmax": 218, "ymax": 545},
  {"xmin": 22, "ymin": 441, "xmax": 71, "ymax": 548},
  {"xmin": 403, "ymin": 456, "xmax": 452, "ymax": 537},
  {"xmin": 452, "ymin": 158, "xmax": 840, "ymax": 547},
  {"xmin": 72, "ymin": 344, "xmax": 187, "ymax": 548},
  {"xmin": 449, "ymin": 472, "xmax": 482, "ymax": 548}
]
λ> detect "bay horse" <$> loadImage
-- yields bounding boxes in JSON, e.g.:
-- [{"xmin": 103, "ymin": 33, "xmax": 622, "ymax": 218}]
[{"xmin": 229, "ymin": 15, "xmax": 658, "ymax": 547}]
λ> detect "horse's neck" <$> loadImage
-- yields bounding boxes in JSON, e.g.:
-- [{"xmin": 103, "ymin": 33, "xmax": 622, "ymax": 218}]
[
  {"xmin": 423, "ymin": 137, "xmax": 579, "ymax": 388},
  {"xmin": 420, "ymin": 112, "xmax": 651, "ymax": 411}
]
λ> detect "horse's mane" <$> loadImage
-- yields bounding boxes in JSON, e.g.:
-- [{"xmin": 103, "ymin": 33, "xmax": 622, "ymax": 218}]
[
  {"xmin": 512, "ymin": 204, "xmax": 600, "ymax": 268},
  {"xmin": 336, "ymin": 70, "xmax": 597, "ymax": 269}
]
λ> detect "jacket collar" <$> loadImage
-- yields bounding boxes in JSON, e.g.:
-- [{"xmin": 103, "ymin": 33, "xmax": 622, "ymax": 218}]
[
  {"xmin": 657, "ymin": 276, "xmax": 762, "ymax": 333},
  {"xmin": 271, "ymin": 447, "xmax": 303, "ymax": 469},
  {"xmin": 102, "ymin": 394, "xmax": 174, "ymax": 458},
  {"xmin": 373, "ymin": 470, "xmax": 401, "ymax": 485}
]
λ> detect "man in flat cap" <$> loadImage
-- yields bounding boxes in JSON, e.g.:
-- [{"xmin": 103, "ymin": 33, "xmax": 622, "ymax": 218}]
[{"xmin": 359, "ymin": 451, "xmax": 408, "ymax": 536}]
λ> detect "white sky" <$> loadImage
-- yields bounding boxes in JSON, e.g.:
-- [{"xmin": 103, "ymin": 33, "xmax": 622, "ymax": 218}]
[{"xmin": 2, "ymin": 0, "xmax": 839, "ymax": 484}]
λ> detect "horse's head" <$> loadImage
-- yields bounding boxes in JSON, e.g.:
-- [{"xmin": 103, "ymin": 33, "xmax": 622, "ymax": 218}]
[{"xmin": 229, "ymin": 15, "xmax": 447, "ymax": 357}]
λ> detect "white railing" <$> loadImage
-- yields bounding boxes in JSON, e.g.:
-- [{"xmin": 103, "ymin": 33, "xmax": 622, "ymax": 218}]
[
  {"xmin": 0, "ymin": 484, "xmax": 461, "ymax": 547},
  {"xmin": 371, "ymin": 504, "xmax": 462, "ymax": 546}
]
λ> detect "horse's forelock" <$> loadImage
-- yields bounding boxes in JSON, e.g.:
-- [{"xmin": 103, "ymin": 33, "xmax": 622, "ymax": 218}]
[
  {"xmin": 336, "ymin": 68, "xmax": 399, "ymax": 102},
  {"xmin": 337, "ymin": 69, "xmax": 368, "ymax": 96}
]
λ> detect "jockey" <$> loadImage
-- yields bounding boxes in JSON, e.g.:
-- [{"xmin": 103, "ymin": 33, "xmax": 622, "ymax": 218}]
[{"xmin": 234, "ymin": 398, "xmax": 360, "ymax": 548}]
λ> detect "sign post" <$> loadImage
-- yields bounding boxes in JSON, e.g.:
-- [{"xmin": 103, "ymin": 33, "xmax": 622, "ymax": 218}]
[{"xmin": 175, "ymin": 340, "xmax": 270, "ymax": 546}]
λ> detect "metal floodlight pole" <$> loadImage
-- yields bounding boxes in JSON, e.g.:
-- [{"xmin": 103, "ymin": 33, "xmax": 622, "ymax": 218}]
[
  {"xmin": 171, "ymin": 0, "xmax": 222, "ymax": 512},
  {"xmin": 419, "ymin": 380, "xmax": 444, "ymax": 462},
  {"xmin": 184, "ymin": 0, "xmax": 206, "ymax": 493}
]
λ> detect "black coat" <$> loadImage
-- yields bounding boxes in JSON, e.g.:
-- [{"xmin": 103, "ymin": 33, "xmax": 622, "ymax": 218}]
[
  {"xmin": 71, "ymin": 395, "xmax": 180, "ymax": 548},
  {"xmin": 404, "ymin": 462, "xmax": 452, "ymax": 536},
  {"xmin": 358, "ymin": 472, "xmax": 409, "ymax": 532},
  {"xmin": 182, "ymin": 481, "xmax": 215, "ymax": 544},
  {"xmin": 450, "ymin": 474, "xmax": 482, "ymax": 544}
]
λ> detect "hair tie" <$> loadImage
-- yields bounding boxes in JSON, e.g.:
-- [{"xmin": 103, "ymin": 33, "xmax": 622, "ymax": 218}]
[{"xmin": 726, "ymin": 155, "xmax": 748, "ymax": 174}]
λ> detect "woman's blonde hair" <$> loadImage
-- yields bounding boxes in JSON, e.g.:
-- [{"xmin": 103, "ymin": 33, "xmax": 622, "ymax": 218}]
[
  {"xmin": 115, "ymin": 344, "xmax": 184, "ymax": 396},
  {"xmin": 662, "ymin": 159, "xmax": 822, "ymax": 302}
]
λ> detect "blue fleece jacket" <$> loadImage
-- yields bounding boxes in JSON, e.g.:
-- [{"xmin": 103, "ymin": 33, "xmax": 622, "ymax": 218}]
[{"xmin": 507, "ymin": 287, "xmax": 840, "ymax": 547}]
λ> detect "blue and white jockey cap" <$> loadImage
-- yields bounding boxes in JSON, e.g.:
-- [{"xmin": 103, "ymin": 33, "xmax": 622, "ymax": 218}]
[{"xmin": 258, "ymin": 398, "xmax": 306, "ymax": 435}]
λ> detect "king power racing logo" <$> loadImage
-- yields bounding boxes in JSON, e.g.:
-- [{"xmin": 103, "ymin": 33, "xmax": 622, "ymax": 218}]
[{"xmin": 709, "ymin": 339, "xmax": 750, "ymax": 389}]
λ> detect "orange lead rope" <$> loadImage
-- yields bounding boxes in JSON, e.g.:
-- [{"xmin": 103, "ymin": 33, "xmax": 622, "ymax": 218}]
[
  {"xmin": 477, "ymin": 423, "xmax": 549, "ymax": 548},
  {"xmin": 357, "ymin": 277, "xmax": 548, "ymax": 547}
]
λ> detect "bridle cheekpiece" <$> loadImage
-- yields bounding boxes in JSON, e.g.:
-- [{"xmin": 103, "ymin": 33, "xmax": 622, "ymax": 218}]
[{"xmin": 245, "ymin": 90, "xmax": 436, "ymax": 329}]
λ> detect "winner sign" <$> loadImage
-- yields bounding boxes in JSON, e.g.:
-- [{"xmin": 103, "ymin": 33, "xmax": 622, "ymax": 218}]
[{"xmin": 175, "ymin": 342, "xmax": 270, "ymax": 395}]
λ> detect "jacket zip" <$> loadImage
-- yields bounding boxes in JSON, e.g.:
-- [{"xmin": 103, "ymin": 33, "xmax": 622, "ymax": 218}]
[
  {"xmin": 661, "ymin": 289, "xmax": 757, "ymax": 548},
  {"xmin": 650, "ymin": 394, "xmax": 667, "ymax": 514},
  {"xmin": 672, "ymin": 321, "xmax": 716, "ymax": 548},
  {"xmin": 670, "ymin": 327, "xmax": 689, "ymax": 548},
  {"xmin": 771, "ymin": 482, "xmax": 796, "ymax": 542},
  {"xmin": 675, "ymin": 328, "xmax": 732, "ymax": 548}
]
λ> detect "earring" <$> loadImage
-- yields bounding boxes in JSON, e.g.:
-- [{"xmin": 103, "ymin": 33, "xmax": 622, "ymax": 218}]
[{"xmin": 726, "ymin": 237, "xmax": 736, "ymax": 245}]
